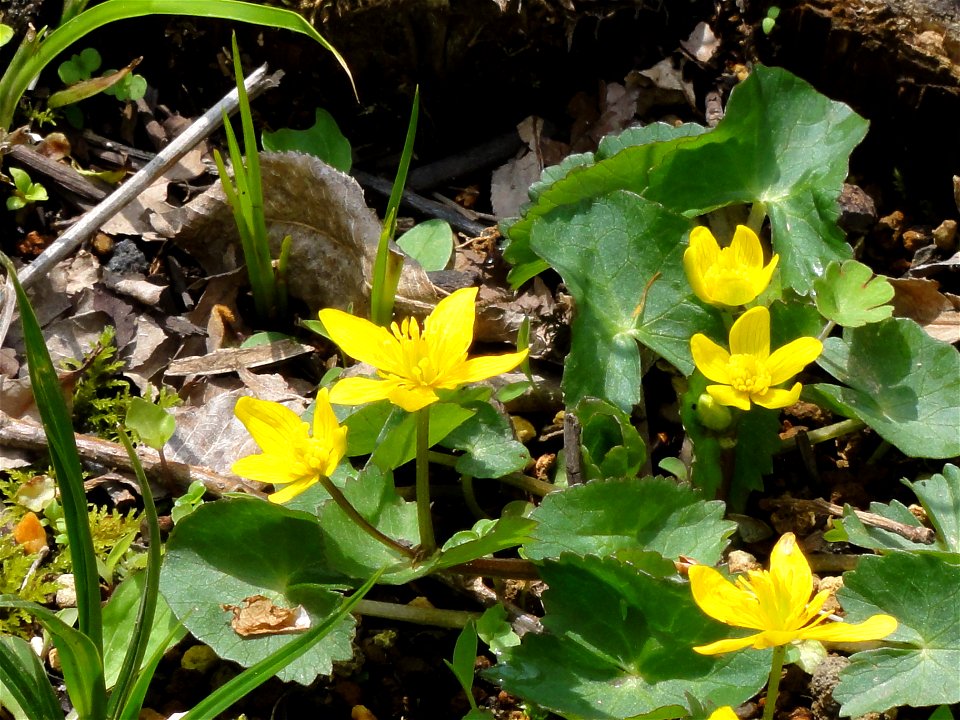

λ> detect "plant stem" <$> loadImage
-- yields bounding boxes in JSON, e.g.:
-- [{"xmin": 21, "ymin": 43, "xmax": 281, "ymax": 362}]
[
  {"xmin": 314, "ymin": 474, "xmax": 416, "ymax": 559},
  {"xmin": 355, "ymin": 599, "xmax": 479, "ymax": 629},
  {"xmin": 416, "ymin": 408, "xmax": 437, "ymax": 555},
  {"xmin": 778, "ymin": 418, "xmax": 866, "ymax": 452},
  {"xmin": 747, "ymin": 201, "xmax": 767, "ymax": 234},
  {"xmin": 762, "ymin": 644, "xmax": 787, "ymax": 720}
]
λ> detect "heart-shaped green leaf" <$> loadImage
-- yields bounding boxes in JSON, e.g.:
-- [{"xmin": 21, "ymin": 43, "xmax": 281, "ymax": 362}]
[{"xmin": 814, "ymin": 260, "xmax": 894, "ymax": 327}]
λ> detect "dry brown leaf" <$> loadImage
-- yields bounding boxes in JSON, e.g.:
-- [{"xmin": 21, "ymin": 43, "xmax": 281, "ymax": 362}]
[
  {"xmin": 680, "ymin": 22, "xmax": 719, "ymax": 63},
  {"xmin": 889, "ymin": 277, "xmax": 960, "ymax": 344},
  {"xmin": 221, "ymin": 595, "xmax": 310, "ymax": 637},
  {"xmin": 13, "ymin": 511, "xmax": 48, "ymax": 554},
  {"xmin": 165, "ymin": 339, "xmax": 313, "ymax": 377}
]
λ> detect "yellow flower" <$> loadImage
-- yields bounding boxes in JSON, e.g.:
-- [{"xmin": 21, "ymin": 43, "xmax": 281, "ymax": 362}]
[
  {"xmin": 708, "ymin": 708, "xmax": 739, "ymax": 720},
  {"xmin": 690, "ymin": 306, "xmax": 822, "ymax": 411},
  {"xmin": 690, "ymin": 533, "xmax": 898, "ymax": 654},
  {"xmin": 684, "ymin": 225, "xmax": 779, "ymax": 306},
  {"xmin": 231, "ymin": 388, "xmax": 348, "ymax": 504},
  {"xmin": 318, "ymin": 287, "xmax": 528, "ymax": 413}
]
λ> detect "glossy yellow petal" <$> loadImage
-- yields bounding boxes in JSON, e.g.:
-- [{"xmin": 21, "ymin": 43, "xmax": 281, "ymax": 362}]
[
  {"xmin": 231, "ymin": 454, "xmax": 304, "ymax": 484},
  {"xmin": 386, "ymin": 384, "xmax": 439, "ymax": 412},
  {"xmin": 449, "ymin": 349, "xmax": 530, "ymax": 386},
  {"xmin": 753, "ymin": 384, "xmax": 802, "ymax": 410},
  {"xmin": 751, "ymin": 253, "xmax": 779, "ymax": 297},
  {"xmin": 234, "ymin": 397, "xmax": 307, "ymax": 455},
  {"xmin": 728, "ymin": 306, "xmax": 770, "ymax": 358},
  {"xmin": 708, "ymin": 707, "xmax": 739, "ymax": 720},
  {"xmin": 689, "ymin": 565, "xmax": 765, "ymax": 629},
  {"xmin": 731, "ymin": 225, "xmax": 764, "ymax": 269},
  {"xmin": 318, "ymin": 308, "xmax": 404, "ymax": 375},
  {"xmin": 768, "ymin": 533, "xmax": 814, "ymax": 622},
  {"xmin": 706, "ymin": 384, "xmax": 752, "ymax": 411},
  {"xmin": 312, "ymin": 387, "xmax": 340, "ymax": 439},
  {"xmin": 684, "ymin": 227, "xmax": 720, "ymax": 304},
  {"xmin": 328, "ymin": 376, "xmax": 394, "ymax": 406},
  {"xmin": 425, "ymin": 287, "xmax": 477, "ymax": 372},
  {"xmin": 691, "ymin": 334, "xmax": 732, "ymax": 384},
  {"xmin": 766, "ymin": 337, "xmax": 823, "ymax": 385},
  {"xmin": 753, "ymin": 629, "xmax": 804, "ymax": 648},
  {"xmin": 268, "ymin": 476, "xmax": 319, "ymax": 504},
  {"xmin": 799, "ymin": 614, "xmax": 898, "ymax": 643},
  {"xmin": 324, "ymin": 427, "xmax": 349, "ymax": 475},
  {"xmin": 693, "ymin": 633, "xmax": 763, "ymax": 655}
]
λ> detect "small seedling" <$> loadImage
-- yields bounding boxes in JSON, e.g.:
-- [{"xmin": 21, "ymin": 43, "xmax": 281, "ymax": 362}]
[
  {"xmin": 58, "ymin": 47, "xmax": 102, "ymax": 84},
  {"xmin": 762, "ymin": 6, "xmax": 781, "ymax": 35},
  {"xmin": 6, "ymin": 167, "xmax": 48, "ymax": 210},
  {"xmin": 444, "ymin": 620, "xmax": 492, "ymax": 719}
]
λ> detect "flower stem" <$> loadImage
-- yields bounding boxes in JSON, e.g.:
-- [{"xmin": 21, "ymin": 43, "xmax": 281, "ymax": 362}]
[
  {"xmin": 747, "ymin": 201, "xmax": 767, "ymax": 234},
  {"xmin": 762, "ymin": 644, "xmax": 787, "ymax": 720},
  {"xmin": 416, "ymin": 408, "xmax": 437, "ymax": 555},
  {"xmin": 315, "ymin": 473, "xmax": 416, "ymax": 559}
]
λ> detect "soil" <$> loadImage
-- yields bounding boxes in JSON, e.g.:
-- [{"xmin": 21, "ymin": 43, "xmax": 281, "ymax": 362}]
[{"xmin": 0, "ymin": 1, "xmax": 958, "ymax": 719}]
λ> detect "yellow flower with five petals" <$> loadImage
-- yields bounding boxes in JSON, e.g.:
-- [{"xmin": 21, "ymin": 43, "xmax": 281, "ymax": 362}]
[
  {"xmin": 690, "ymin": 532, "xmax": 897, "ymax": 654},
  {"xmin": 684, "ymin": 225, "xmax": 779, "ymax": 307},
  {"xmin": 232, "ymin": 388, "xmax": 348, "ymax": 504},
  {"xmin": 318, "ymin": 287, "xmax": 528, "ymax": 413},
  {"xmin": 690, "ymin": 306, "xmax": 822, "ymax": 411}
]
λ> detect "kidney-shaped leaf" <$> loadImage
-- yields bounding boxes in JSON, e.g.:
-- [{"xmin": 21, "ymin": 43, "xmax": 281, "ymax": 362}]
[
  {"xmin": 814, "ymin": 260, "xmax": 894, "ymax": 327},
  {"xmin": 811, "ymin": 318, "xmax": 960, "ymax": 458}
]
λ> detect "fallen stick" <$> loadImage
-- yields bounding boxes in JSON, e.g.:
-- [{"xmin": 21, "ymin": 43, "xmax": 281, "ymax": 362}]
[
  {"xmin": 0, "ymin": 411, "xmax": 265, "ymax": 498},
  {"xmin": 762, "ymin": 496, "xmax": 936, "ymax": 544}
]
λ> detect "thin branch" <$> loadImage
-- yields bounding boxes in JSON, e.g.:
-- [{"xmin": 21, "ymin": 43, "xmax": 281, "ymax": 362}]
[{"xmin": 762, "ymin": 496, "xmax": 936, "ymax": 544}]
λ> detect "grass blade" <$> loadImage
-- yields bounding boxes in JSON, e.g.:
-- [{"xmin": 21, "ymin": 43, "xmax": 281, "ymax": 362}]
[
  {"xmin": 105, "ymin": 429, "xmax": 164, "ymax": 719},
  {"xmin": 0, "ymin": 0, "xmax": 353, "ymax": 128},
  {"xmin": 178, "ymin": 569, "xmax": 384, "ymax": 720},
  {"xmin": 0, "ymin": 255, "xmax": 102, "ymax": 650},
  {"xmin": 0, "ymin": 636, "xmax": 63, "ymax": 720}
]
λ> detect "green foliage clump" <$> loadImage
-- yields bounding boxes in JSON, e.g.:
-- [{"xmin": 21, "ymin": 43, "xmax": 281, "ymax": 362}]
[{"xmin": 63, "ymin": 326, "xmax": 179, "ymax": 442}]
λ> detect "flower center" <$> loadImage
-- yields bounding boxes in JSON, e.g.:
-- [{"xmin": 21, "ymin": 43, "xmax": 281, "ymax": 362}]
[
  {"xmin": 298, "ymin": 435, "xmax": 332, "ymax": 473},
  {"xmin": 727, "ymin": 354, "xmax": 771, "ymax": 395},
  {"xmin": 705, "ymin": 264, "xmax": 754, "ymax": 294},
  {"xmin": 389, "ymin": 317, "xmax": 441, "ymax": 387}
]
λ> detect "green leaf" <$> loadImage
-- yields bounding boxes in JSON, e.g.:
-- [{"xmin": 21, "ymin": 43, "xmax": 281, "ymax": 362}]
[
  {"xmin": 487, "ymin": 555, "xmax": 770, "ymax": 720},
  {"xmin": 261, "ymin": 108, "xmax": 352, "ymax": 172},
  {"xmin": 315, "ymin": 465, "xmax": 423, "ymax": 584},
  {"xmin": 476, "ymin": 605, "xmax": 520, "ymax": 657},
  {"xmin": 573, "ymin": 397, "xmax": 646, "ymax": 481},
  {"xmin": 0, "ymin": 636, "xmax": 62, "ymax": 720},
  {"xmin": 440, "ymin": 401, "xmax": 531, "ymax": 478},
  {"xmin": 729, "ymin": 407, "xmax": 781, "ymax": 511},
  {"xmin": 0, "ymin": 597, "xmax": 106, "ymax": 720},
  {"xmin": 436, "ymin": 516, "xmax": 538, "ymax": 569},
  {"xmin": 905, "ymin": 464, "xmax": 960, "ymax": 553},
  {"xmin": 814, "ymin": 260, "xmax": 894, "ymax": 327},
  {"xmin": 0, "ymin": 24, "xmax": 13, "ymax": 47},
  {"xmin": 445, "ymin": 620, "xmax": 480, "ymax": 711},
  {"xmin": 644, "ymin": 65, "xmax": 869, "ymax": 293},
  {"xmin": 503, "ymin": 122, "xmax": 707, "ymax": 286},
  {"xmin": 810, "ymin": 318, "xmax": 960, "ymax": 458},
  {"xmin": 159, "ymin": 498, "xmax": 357, "ymax": 685},
  {"xmin": 102, "ymin": 572, "xmax": 186, "ymax": 688},
  {"xmin": 834, "ymin": 552, "xmax": 960, "ymax": 715},
  {"xmin": 523, "ymin": 476, "xmax": 735, "ymax": 565},
  {"xmin": 528, "ymin": 191, "xmax": 723, "ymax": 409},
  {"xmin": 369, "ymin": 401, "xmax": 475, "ymax": 471},
  {"xmin": 824, "ymin": 502, "xmax": 930, "ymax": 553},
  {"xmin": 397, "ymin": 219, "xmax": 454, "ymax": 271},
  {"xmin": 58, "ymin": 47, "xmax": 102, "ymax": 84},
  {"xmin": 125, "ymin": 397, "xmax": 175, "ymax": 450}
]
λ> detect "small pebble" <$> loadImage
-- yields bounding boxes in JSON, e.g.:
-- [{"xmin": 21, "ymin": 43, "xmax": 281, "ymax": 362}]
[
  {"xmin": 902, "ymin": 227, "xmax": 933, "ymax": 252},
  {"xmin": 55, "ymin": 573, "xmax": 76, "ymax": 608},
  {"xmin": 933, "ymin": 219, "xmax": 957, "ymax": 252},
  {"xmin": 726, "ymin": 549, "xmax": 760, "ymax": 574},
  {"xmin": 106, "ymin": 238, "xmax": 149, "ymax": 275}
]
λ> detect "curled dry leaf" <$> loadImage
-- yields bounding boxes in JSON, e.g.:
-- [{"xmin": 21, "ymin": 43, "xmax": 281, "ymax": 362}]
[
  {"xmin": 156, "ymin": 152, "xmax": 436, "ymax": 316},
  {"xmin": 889, "ymin": 277, "xmax": 960, "ymax": 344},
  {"xmin": 221, "ymin": 595, "xmax": 311, "ymax": 637}
]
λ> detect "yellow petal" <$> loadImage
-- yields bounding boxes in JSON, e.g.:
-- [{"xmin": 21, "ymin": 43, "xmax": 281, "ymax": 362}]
[
  {"xmin": 768, "ymin": 533, "xmax": 814, "ymax": 623},
  {"xmin": 386, "ymin": 384, "xmax": 439, "ymax": 412},
  {"xmin": 711, "ymin": 279, "xmax": 763, "ymax": 308},
  {"xmin": 318, "ymin": 308, "xmax": 404, "ymax": 375},
  {"xmin": 799, "ymin": 614, "xmax": 898, "ymax": 643},
  {"xmin": 689, "ymin": 565, "xmax": 766, "ymax": 629},
  {"xmin": 753, "ymin": 383, "xmax": 802, "ymax": 410},
  {"xmin": 693, "ymin": 633, "xmax": 762, "ymax": 655},
  {"xmin": 446, "ymin": 349, "xmax": 529, "ymax": 386},
  {"xmin": 751, "ymin": 253, "xmax": 779, "ymax": 297},
  {"xmin": 728, "ymin": 306, "xmax": 770, "ymax": 358},
  {"xmin": 328, "ymin": 376, "xmax": 394, "ymax": 407},
  {"xmin": 232, "ymin": 454, "xmax": 305, "ymax": 484},
  {"xmin": 312, "ymin": 387, "xmax": 342, "ymax": 439},
  {"xmin": 324, "ymin": 427, "xmax": 349, "ymax": 476},
  {"xmin": 425, "ymin": 288, "xmax": 477, "ymax": 371},
  {"xmin": 706, "ymin": 384, "xmax": 752, "ymax": 411},
  {"xmin": 684, "ymin": 227, "xmax": 720, "ymax": 304},
  {"xmin": 731, "ymin": 225, "xmax": 763, "ymax": 269},
  {"xmin": 268, "ymin": 475, "xmax": 319, "ymax": 504},
  {"xmin": 708, "ymin": 707, "xmax": 740, "ymax": 720},
  {"xmin": 766, "ymin": 337, "xmax": 822, "ymax": 385},
  {"xmin": 234, "ymin": 397, "xmax": 307, "ymax": 455},
  {"xmin": 691, "ymin": 334, "xmax": 732, "ymax": 384}
]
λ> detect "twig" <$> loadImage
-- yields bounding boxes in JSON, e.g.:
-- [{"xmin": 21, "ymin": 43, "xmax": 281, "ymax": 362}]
[
  {"xmin": 0, "ymin": 411, "xmax": 266, "ymax": 498},
  {"xmin": 762, "ymin": 496, "xmax": 936, "ymax": 544}
]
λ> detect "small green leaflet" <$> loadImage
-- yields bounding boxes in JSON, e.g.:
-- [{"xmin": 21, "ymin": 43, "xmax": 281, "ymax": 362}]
[{"xmin": 814, "ymin": 260, "xmax": 894, "ymax": 327}]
